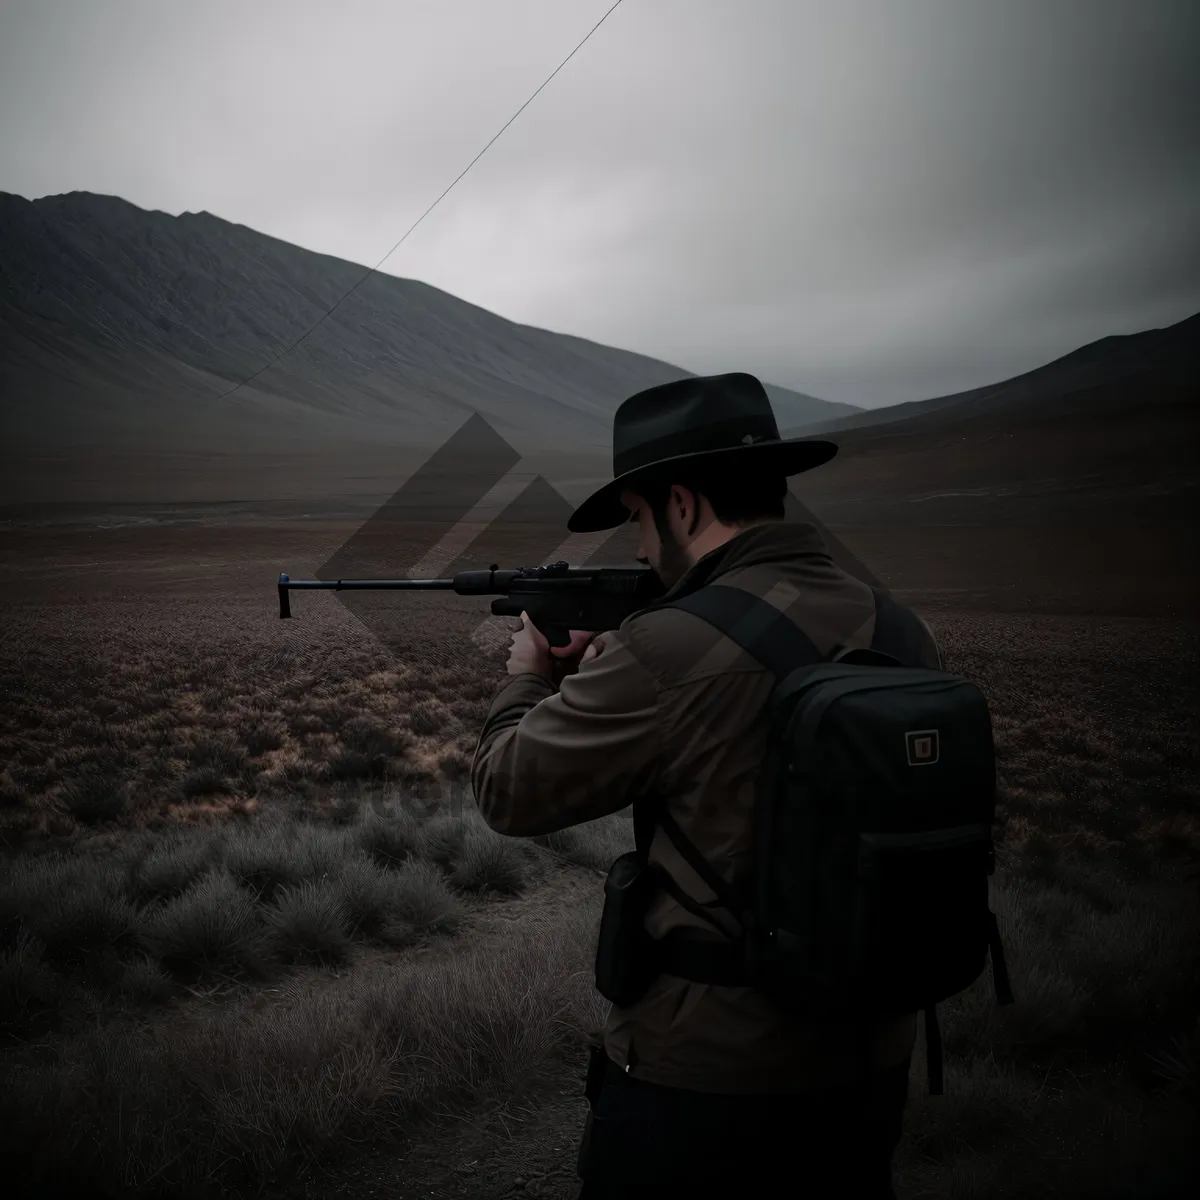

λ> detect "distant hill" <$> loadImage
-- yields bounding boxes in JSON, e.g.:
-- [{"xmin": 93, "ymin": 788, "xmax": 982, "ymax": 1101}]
[
  {"xmin": 0, "ymin": 191, "xmax": 856, "ymax": 455},
  {"xmin": 782, "ymin": 307, "xmax": 1198, "ymax": 616},
  {"xmin": 782, "ymin": 310, "xmax": 1198, "ymax": 439}
]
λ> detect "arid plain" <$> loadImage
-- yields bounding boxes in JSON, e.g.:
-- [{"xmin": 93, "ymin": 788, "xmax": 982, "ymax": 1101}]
[{"xmin": 2, "ymin": 358, "xmax": 1198, "ymax": 1200}]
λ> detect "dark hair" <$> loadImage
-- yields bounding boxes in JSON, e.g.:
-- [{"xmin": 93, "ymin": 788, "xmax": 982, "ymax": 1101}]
[{"xmin": 633, "ymin": 463, "xmax": 787, "ymax": 537}]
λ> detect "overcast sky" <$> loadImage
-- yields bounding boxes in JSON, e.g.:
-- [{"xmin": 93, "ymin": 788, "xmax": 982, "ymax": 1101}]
[{"xmin": 2, "ymin": 0, "xmax": 1198, "ymax": 408}]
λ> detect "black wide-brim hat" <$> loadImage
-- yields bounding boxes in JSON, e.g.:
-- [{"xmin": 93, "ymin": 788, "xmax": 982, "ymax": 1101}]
[{"xmin": 567, "ymin": 372, "xmax": 838, "ymax": 533}]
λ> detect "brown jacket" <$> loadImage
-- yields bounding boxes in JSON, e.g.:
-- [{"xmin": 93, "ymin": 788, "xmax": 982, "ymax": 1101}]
[{"xmin": 471, "ymin": 520, "xmax": 941, "ymax": 1094}]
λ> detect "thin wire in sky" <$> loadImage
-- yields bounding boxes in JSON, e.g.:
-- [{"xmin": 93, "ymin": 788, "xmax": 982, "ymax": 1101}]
[{"xmin": 214, "ymin": 0, "xmax": 627, "ymax": 402}]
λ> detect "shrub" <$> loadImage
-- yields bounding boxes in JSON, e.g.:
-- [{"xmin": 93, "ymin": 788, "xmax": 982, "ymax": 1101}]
[
  {"xmin": 407, "ymin": 700, "xmax": 444, "ymax": 737},
  {"xmin": 287, "ymin": 712, "xmax": 327, "ymax": 737},
  {"xmin": 59, "ymin": 773, "xmax": 128, "ymax": 824},
  {"xmin": 0, "ymin": 931, "xmax": 61, "ymax": 1029},
  {"xmin": 290, "ymin": 823, "xmax": 355, "ymax": 881},
  {"xmin": 13, "ymin": 761, "xmax": 60, "ymax": 795},
  {"xmin": 419, "ymin": 814, "xmax": 467, "ymax": 870},
  {"xmin": 448, "ymin": 828, "xmax": 529, "ymax": 896},
  {"xmin": 332, "ymin": 855, "xmax": 399, "ymax": 936},
  {"xmin": 377, "ymin": 861, "xmax": 464, "ymax": 945},
  {"xmin": 450, "ymin": 696, "xmax": 491, "ymax": 724},
  {"xmin": 180, "ymin": 766, "xmax": 230, "ymax": 798},
  {"xmin": 392, "ymin": 764, "xmax": 438, "ymax": 794},
  {"xmin": 140, "ymin": 870, "xmax": 264, "ymax": 977},
  {"xmin": 143, "ymin": 749, "xmax": 176, "ymax": 783},
  {"xmin": 128, "ymin": 834, "xmax": 221, "ymax": 904},
  {"xmin": 223, "ymin": 823, "xmax": 305, "ymax": 900},
  {"xmin": 340, "ymin": 716, "xmax": 411, "ymax": 759},
  {"xmin": 325, "ymin": 748, "xmax": 390, "ymax": 781},
  {"xmin": 1145, "ymin": 1017, "xmax": 1200, "ymax": 1100},
  {"xmin": 2, "ymin": 855, "xmax": 142, "ymax": 967},
  {"xmin": 325, "ymin": 790, "xmax": 364, "ymax": 827},
  {"xmin": 354, "ymin": 806, "xmax": 418, "ymax": 869},
  {"xmin": 265, "ymin": 880, "xmax": 352, "ymax": 966},
  {"xmin": 185, "ymin": 736, "xmax": 248, "ymax": 776},
  {"xmin": 437, "ymin": 747, "xmax": 471, "ymax": 782},
  {"xmin": 29, "ymin": 882, "xmax": 141, "ymax": 967},
  {"xmin": 0, "ymin": 774, "xmax": 24, "ymax": 808},
  {"xmin": 244, "ymin": 721, "xmax": 285, "ymax": 756},
  {"xmin": 0, "ymin": 854, "xmax": 74, "ymax": 929},
  {"xmin": 117, "ymin": 954, "xmax": 175, "ymax": 1004}
]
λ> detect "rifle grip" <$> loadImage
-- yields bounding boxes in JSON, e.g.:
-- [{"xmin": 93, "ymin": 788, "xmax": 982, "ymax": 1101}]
[{"xmin": 489, "ymin": 597, "xmax": 571, "ymax": 647}]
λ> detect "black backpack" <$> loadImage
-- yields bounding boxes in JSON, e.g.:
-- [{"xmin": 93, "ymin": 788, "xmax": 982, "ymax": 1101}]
[{"xmin": 601, "ymin": 583, "xmax": 1013, "ymax": 1095}]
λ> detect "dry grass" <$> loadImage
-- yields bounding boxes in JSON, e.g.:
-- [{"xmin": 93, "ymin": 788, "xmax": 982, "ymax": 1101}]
[
  {"xmin": 0, "ymin": 786, "xmax": 564, "ymax": 1195},
  {"xmin": 889, "ymin": 614, "xmax": 1200, "ymax": 1199},
  {"xmin": 0, "ymin": 597, "xmax": 1196, "ymax": 1197},
  {"xmin": 894, "ymin": 859, "xmax": 1199, "ymax": 1198},
  {"xmin": 0, "ymin": 897, "xmax": 605, "ymax": 1198},
  {"xmin": 532, "ymin": 813, "xmax": 634, "ymax": 871},
  {"xmin": 0, "ymin": 799, "xmax": 533, "ymax": 1017},
  {"xmin": 0, "ymin": 597, "xmax": 488, "ymax": 843},
  {"xmin": 933, "ymin": 613, "xmax": 1199, "ymax": 870}
]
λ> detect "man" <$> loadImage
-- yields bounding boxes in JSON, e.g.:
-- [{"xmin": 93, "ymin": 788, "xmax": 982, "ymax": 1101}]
[{"xmin": 471, "ymin": 373, "xmax": 940, "ymax": 1198}]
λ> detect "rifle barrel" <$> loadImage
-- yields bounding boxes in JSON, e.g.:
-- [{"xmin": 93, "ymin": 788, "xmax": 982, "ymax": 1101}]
[
  {"xmin": 277, "ymin": 572, "xmax": 454, "ymax": 618},
  {"xmin": 280, "ymin": 578, "xmax": 455, "ymax": 590}
]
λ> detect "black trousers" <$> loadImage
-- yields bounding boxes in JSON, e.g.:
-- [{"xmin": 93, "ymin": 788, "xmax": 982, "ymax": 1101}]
[{"xmin": 575, "ymin": 1049, "xmax": 909, "ymax": 1199}]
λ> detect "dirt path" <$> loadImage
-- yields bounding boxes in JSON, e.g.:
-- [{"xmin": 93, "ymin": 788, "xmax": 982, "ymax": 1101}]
[{"xmin": 271, "ymin": 1083, "xmax": 587, "ymax": 1200}]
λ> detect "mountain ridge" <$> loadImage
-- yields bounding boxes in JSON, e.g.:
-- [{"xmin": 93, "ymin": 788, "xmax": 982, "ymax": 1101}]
[
  {"xmin": 0, "ymin": 190, "xmax": 855, "ymax": 454},
  {"xmin": 782, "ymin": 310, "xmax": 1198, "ymax": 439}
]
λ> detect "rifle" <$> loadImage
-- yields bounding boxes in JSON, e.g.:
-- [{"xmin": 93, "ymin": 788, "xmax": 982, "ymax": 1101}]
[{"xmin": 277, "ymin": 561, "xmax": 665, "ymax": 646}]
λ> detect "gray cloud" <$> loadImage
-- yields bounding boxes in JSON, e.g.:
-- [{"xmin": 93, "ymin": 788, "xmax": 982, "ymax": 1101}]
[{"xmin": 2, "ymin": 0, "xmax": 1197, "ymax": 407}]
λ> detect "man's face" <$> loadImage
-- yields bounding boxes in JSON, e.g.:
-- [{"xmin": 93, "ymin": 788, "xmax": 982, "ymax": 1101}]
[{"xmin": 620, "ymin": 487, "xmax": 693, "ymax": 590}]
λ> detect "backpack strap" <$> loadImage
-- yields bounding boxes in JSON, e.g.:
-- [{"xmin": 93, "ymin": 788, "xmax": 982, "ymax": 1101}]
[
  {"xmin": 661, "ymin": 584, "xmax": 933, "ymax": 679},
  {"xmin": 987, "ymin": 910, "xmax": 1015, "ymax": 1005},
  {"xmin": 664, "ymin": 584, "xmax": 924, "ymax": 676},
  {"xmin": 634, "ymin": 585, "xmax": 827, "ymax": 951},
  {"xmin": 656, "ymin": 806, "xmax": 744, "ymax": 936},
  {"xmin": 925, "ymin": 1005, "xmax": 944, "ymax": 1095},
  {"xmin": 630, "ymin": 780, "xmax": 742, "ymax": 939},
  {"xmin": 632, "ymin": 795, "xmax": 658, "ymax": 857},
  {"xmin": 869, "ymin": 587, "xmax": 926, "ymax": 667},
  {"xmin": 665, "ymin": 585, "xmax": 825, "ymax": 679}
]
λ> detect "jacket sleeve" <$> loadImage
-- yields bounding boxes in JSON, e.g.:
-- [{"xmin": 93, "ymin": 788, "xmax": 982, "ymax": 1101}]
[{"xmin": 470, "ymin": 629, "xmax": 662, "ymax": 836}]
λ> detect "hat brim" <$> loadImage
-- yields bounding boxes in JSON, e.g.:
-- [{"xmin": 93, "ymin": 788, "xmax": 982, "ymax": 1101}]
[{"xmin": 566, "ymin": 437, "xmax": 839, "ymax": 533}]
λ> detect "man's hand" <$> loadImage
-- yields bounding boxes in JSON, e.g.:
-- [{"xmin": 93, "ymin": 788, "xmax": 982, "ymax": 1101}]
[{"xmin": 506, "ymin": 612, "xmax": 599, "ymax": 683}]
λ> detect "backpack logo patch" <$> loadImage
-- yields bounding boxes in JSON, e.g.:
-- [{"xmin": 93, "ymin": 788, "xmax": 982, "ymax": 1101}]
[{"xmin": 906, "ymin": 729, "xmax": 940, "ymax": 766}]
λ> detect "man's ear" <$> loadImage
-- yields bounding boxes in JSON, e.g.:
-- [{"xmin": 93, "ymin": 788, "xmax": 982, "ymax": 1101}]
[{"xmin": 673, "ymin": 485, "xmax": 703, "ymax": 536}]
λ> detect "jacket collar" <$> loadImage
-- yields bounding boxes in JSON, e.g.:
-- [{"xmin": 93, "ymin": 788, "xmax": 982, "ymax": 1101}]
[{"xmin": 657, "ymin": 520, "xmax": 833, "ymax": 603}]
